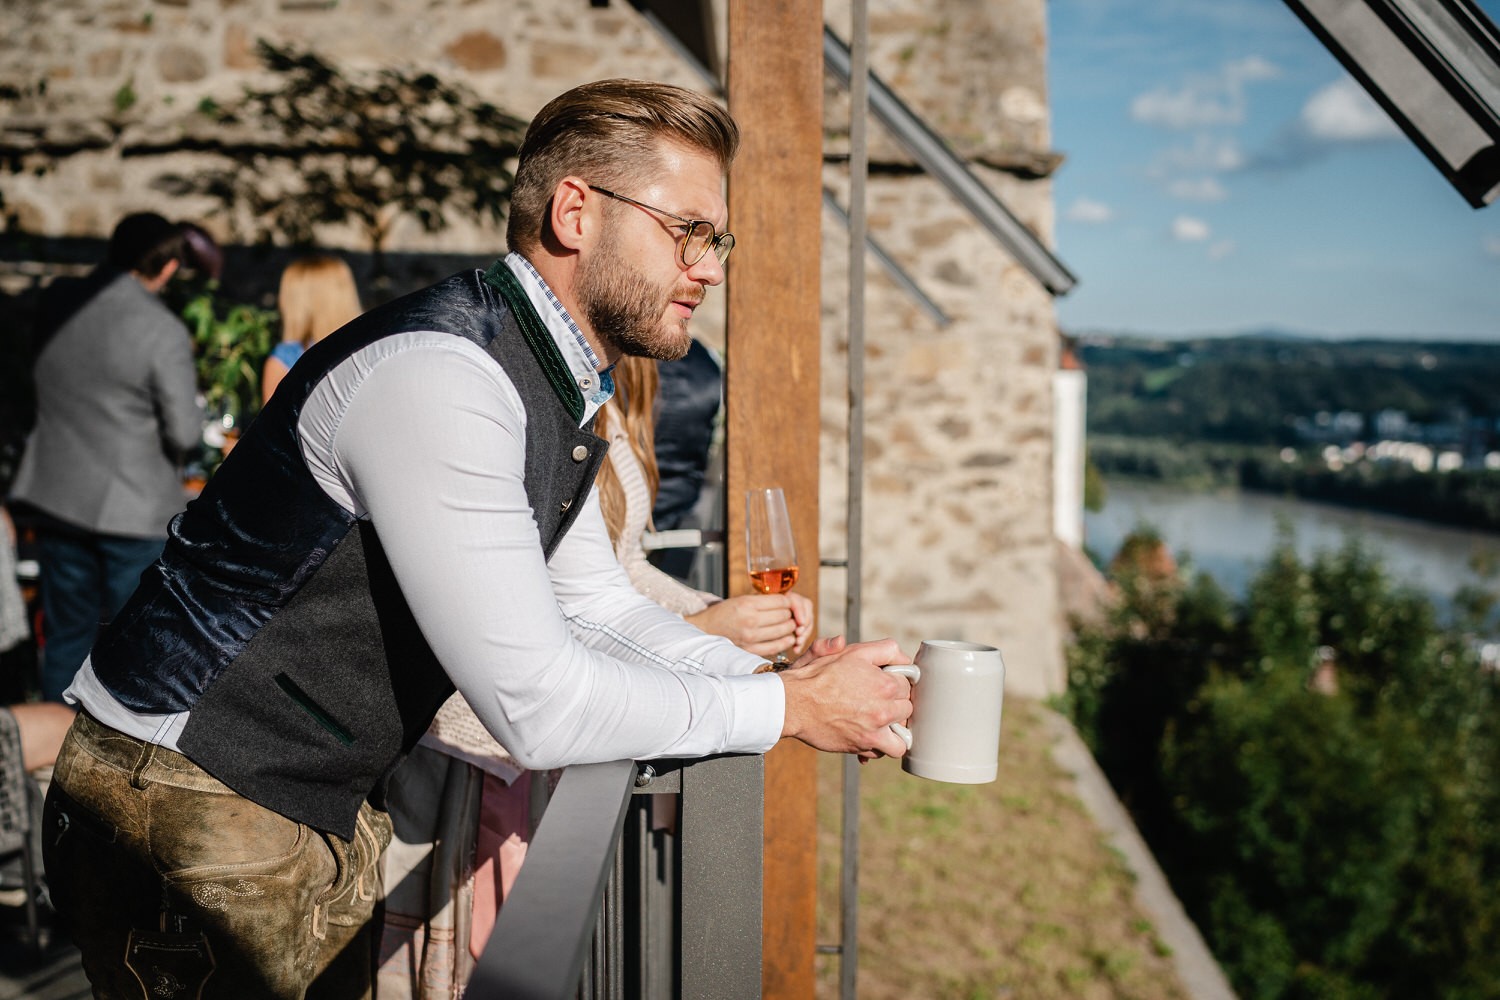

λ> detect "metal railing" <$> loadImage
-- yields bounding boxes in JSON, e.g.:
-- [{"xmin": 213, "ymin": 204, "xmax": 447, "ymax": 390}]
[{"xmin": 469, "ymin": 752, "xmax": 764, "ymax": 999}]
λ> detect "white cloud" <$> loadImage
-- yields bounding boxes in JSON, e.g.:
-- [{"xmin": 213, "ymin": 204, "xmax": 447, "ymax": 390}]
[
  {"xmin": 1208, "ymin": 239, "xmax": 1237, "ymax": 260},
  {"xmin": 1299, "ymin": 76, "xmax": 1399, "ymax": 142},
  {"xmin": 1245, "ymin": 75, "xmax": 1403, "ymax": 171},
  {"xmin": 1171, "ymin": 215, "xmax": 1212, "ymax": 242},
  {"xmin": 1132, "ymin": 85, "xmax": 1238, "ymax": 130},
  {"xmin": 1167, "ymin": 177, "xmax": 1228, "ymax": 202},
  {"xmin": 1130, "ymin": 55, "xmax": 1280, "ymax": 130},
  {"xmin": 1150, "ymin": 135, "xmax": 1246, "ymax": 176},
  {"xmin": 1066, "ymin": 197, "xmax": 1115, "ymax": 223},
  {"xmin": 1483, "ymin": 235, "xmax": 1500, "ymax": 257},
  {"xmin": 1228, "ymin": 55, "xmax": 1280, "ymax": 83}
]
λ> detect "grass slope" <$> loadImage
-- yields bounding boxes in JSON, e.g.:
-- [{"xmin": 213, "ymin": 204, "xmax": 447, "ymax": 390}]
[{"xmin": 815, "ymin": 697, "xmax": 1191, "ymax": 1000}]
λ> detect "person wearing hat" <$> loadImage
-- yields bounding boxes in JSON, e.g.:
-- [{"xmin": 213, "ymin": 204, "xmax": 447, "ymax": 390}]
[{"xmin": 6, "ymin": 211, "xmax": 204, "ymax": 702}]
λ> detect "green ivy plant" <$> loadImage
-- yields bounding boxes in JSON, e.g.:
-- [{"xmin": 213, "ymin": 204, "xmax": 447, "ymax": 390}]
[{"xmin": 179, "ymin": 285, "xmax": 276, "ymax": 431}]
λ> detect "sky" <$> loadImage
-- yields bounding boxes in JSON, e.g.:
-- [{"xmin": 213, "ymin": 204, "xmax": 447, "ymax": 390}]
[{"xmin": 1046, "ymin": 0, "xmax": 1500, "ymax": 340}]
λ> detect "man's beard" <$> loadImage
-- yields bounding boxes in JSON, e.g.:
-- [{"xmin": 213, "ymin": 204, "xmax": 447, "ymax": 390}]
[{"xmin": 577, "ymin": 229, "xmax": 696, "ymax": 362}]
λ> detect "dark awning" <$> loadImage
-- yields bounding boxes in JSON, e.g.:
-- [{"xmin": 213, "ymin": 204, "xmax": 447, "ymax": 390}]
[{"xmin": 1284, "ymin": 0, "xmax": 1500, "ymax": 207}]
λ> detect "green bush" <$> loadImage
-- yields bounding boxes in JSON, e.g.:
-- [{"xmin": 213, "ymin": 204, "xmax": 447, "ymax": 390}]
[
  {"xmin": 179, "ymin": 284, "xmax": 276, "ymax": 429},
  {"xmin": 1067, "ymin": 530, "xmax": 1500, "ymax": 998}
]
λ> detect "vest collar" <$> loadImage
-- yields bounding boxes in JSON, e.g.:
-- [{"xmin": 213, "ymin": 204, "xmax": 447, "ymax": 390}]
[{"xmin": 483, "ymin": 259, "xmax": 587, "ymax": 424}]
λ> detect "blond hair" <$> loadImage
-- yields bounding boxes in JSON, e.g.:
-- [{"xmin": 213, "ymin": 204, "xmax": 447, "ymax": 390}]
[
  {"xmin": 506, "ymin": 79, "xmax": 739, "ymax": 256},
  {"xmin": 277, "ymin": 254, "xmax": 362, "ymax": 347},
  {"xmin": 593, "ymin": 355, "xmax": 661, "ymax": 546}
]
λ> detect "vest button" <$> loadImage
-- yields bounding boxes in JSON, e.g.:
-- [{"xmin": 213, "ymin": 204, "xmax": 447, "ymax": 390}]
[
  {"xmin": 571, "ymin": 445, "xmax": 588, "ymax": 462},
  {"xmin": 560, "ymin": 499, "xmax": 572, "ymax": 513}
]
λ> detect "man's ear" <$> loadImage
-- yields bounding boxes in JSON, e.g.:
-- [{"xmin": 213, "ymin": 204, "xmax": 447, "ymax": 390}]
[
  {"xmin": 548, "ymin": 177, "xmax": 595, "ymax": 253},
  {"xmin": 140, "ymin": 257, "xmax": 179, "ymax": 293}
]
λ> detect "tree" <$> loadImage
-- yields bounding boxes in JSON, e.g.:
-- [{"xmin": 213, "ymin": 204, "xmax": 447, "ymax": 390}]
[{"xmin": 1068, "ymin": 532, "xmax": 1500, "ymax": 998}]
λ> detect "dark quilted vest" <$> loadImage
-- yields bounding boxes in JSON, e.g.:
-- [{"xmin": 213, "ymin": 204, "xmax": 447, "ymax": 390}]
[{"xmin": 89, "ymin": 265, "xmax": 607, "ymax": 838}]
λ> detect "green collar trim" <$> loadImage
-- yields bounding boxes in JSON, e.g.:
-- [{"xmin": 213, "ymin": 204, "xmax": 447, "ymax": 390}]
[{"xmin": 482, "ymin": 259, "xmax": 586, "ymax": 423}]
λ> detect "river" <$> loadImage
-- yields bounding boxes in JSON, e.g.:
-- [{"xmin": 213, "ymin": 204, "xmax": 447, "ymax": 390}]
[{"xmin": 1083, "ymin": 479, "xmax": 1500, "ymax": 616}]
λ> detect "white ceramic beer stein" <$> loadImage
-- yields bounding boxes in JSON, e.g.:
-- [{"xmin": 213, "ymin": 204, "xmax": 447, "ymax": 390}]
[{"xmin": 883, "ymin": 640, "xmax": 1005, "ymax": 784}]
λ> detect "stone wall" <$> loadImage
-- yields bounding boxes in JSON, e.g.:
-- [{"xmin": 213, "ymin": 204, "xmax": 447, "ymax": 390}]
[
  {"xmin": 821, "ymin": 0, "xmax": 1064, "ymax": 695},
  {"xmin": 0, "ymin": 0, "xmax": 704, "ymax": 254},
  {"xmin": 0, "ymin": 0, "xmax": 1067, "ymax": 696}
]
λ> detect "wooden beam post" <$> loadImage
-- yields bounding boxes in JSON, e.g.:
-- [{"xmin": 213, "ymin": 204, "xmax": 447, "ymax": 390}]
[{"xmin": 725, "ymin": 2, "xmax": 823, "ymax": 998}]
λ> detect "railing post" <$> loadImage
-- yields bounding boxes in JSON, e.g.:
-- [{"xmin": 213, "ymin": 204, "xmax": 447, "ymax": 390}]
[{"xmin": 679, "ymin": 752, "xmax": 764, "ymax": 998}]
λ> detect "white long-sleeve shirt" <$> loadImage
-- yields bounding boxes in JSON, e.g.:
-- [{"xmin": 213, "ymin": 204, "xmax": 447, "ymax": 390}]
[{"xmin": 68, "ymin": 254, "xmax": 783, "ymax": 769}]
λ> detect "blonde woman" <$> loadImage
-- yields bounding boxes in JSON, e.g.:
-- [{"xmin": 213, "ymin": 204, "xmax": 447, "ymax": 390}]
[
  {"xmin": 596, "ymin": 355, "xmax": 812, "ymax": 653},
  {"xmin": 260, "ymin": 254, "xmax": 362, "ymax": 403}
]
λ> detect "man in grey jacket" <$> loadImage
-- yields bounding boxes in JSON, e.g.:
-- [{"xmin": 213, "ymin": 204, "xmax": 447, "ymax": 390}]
[{"xmin": 7, "ymin": 212, "xmax": 203, "ymax": 702}]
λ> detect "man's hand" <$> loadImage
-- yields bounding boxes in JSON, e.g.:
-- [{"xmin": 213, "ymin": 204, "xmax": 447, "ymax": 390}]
[{"xmin": 778, "ymin": 637, "xmax": 913, "ymax": 759}]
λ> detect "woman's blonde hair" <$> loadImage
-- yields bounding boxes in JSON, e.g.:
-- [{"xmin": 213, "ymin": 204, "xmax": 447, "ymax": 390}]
[
  {"xmin": 277, "ymin": 254, "xmax": 362, "ymax": 347},
  {"xmin": 593, "ymin": 355, "xmax": 660, "ymax": 546}
]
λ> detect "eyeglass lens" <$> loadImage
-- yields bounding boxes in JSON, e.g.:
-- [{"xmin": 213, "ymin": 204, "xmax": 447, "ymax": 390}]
[{"xmin": 684, "ymin": 223, "xmax": 735, "ymax": 266}]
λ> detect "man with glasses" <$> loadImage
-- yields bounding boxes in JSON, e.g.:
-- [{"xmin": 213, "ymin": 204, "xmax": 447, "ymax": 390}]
[{"xmin": 43, "ymin": 78, "xmax": 915, "ymax": 998}]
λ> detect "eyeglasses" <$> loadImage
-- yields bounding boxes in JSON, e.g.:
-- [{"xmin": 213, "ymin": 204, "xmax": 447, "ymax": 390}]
[{"xmin": 590, "ymin": 185, "xmax": 735, "ymax": 267}]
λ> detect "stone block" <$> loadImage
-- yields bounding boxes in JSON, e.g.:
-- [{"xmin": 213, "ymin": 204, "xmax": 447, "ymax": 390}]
[
  {"xmin": 530, "ymin": 42, "xmax": 601, "ymax": 81},
  {"xmin": 89, "ymin": 47, "xmax": 124, "ymax": 77},
  {"xmin": 10, "ymin": 199, "xmax": 48, "ymax": 233},
  {"xmin": 65, "ymin": 205, "xmax": 101, "ymax": 237},
  {"xmin": 91, "ymin": 167, "xmax": 123, "ymax": 192},
  {"xmin": 445, "ymin": 30, "xmax": 507, "ymax": 71},
  {"xmin": 158, "ymin": 44, "xmax": 207, "ymax": 82},
  {"xmin": 112, "ymin": 15, "xmax": 154, "ymax": 34},
  {"xmin": 223, "ymin": 22, "xmax": 259, "ymax": 69}
]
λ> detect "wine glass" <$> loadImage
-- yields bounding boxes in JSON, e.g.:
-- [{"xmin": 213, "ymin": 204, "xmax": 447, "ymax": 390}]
[{"xmin": 745, "ymin": 487, "xmax": 800, "ymax": 665}]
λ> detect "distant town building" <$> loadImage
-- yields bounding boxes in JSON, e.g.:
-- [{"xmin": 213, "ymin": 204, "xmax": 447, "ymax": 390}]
[
  {"xmin": 1374, "ymin": 408, "xmax": 1412, "ymax": 439},
  {"xmin": 1054, "ymin": 343, "xmax": 1087, "ymax": 550},
  {"xmin": 1295, "ymin": 409, "xmax": 1364, "ymax": 444}
]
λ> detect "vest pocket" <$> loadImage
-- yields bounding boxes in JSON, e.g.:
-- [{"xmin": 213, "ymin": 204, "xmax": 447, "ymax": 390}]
[{"xmin": 274, "ymin": 673, "xmax": 355, "ymax": 746}]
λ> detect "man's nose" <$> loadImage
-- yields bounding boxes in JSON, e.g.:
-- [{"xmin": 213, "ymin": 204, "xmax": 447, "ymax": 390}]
[{"xmin": 685, "ymin": 250, "xmax": 727, "ymax": 287}]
